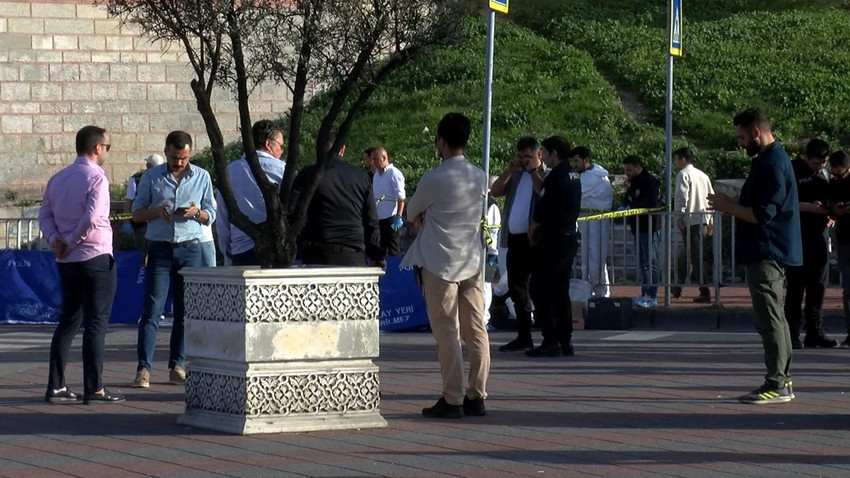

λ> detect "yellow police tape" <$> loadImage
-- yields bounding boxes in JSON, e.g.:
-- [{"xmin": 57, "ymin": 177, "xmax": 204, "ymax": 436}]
[
  {"xmin": 577, "ymin": 207, "xmax": 665, "ymax": 222},
  {"xmin": 109, "ymin": 213, "xmax": 133, "ymax": 221}
]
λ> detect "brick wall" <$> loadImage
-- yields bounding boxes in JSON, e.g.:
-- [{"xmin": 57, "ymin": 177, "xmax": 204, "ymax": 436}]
[{"xmin": 0, "ymin": 0, "xmax": 293, "ymax": 195}]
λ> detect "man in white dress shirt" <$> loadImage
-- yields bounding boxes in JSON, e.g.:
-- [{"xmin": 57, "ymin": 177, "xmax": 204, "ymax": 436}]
[{"xmin": 370, "ymin": 146, "xmax": 406, "ymax": 257}]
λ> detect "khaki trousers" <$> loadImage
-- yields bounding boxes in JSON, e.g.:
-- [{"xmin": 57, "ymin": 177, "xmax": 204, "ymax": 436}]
[{"xmin": 421, "ymin": 267, "xmax": 490, "ymax": 406}]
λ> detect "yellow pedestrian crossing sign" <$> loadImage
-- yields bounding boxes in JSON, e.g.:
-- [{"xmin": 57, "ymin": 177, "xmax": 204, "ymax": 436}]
[
  {"xmin": 669, "ymin": 0, "xmax": 682, "ymax": 56},
  {"xmin": 490, "ymin": 0, "xmax": 508, "ymax": 14}
]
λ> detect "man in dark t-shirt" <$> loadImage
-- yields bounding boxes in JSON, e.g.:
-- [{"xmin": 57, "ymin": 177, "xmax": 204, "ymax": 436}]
[{"xmin": 784, "ymin": 140, "xmax": 838, "ymax": 349}]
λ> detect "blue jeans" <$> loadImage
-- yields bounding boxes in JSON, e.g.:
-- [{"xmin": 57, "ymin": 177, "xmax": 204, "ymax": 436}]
[
  {"xmin": 637, "ymin": 230, "xmax": 661, "ymax": 299},
  {"xmin": 200, "ymin": 240, "xmax": 216, "ymax": 267},
  {"xmin": 137, "ymin": 240, "xmax": 203, "ymax": 372}
]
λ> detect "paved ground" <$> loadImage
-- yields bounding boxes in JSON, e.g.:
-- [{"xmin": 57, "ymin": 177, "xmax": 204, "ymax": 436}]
[{"xmin": 1, "ymin": 286, "xmax": 849, "ymax": 478}]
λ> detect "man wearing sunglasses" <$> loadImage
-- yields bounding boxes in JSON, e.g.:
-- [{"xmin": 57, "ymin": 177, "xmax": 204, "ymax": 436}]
[
  {"xmin": 216, "ymin": 119, "xmax": 286, "ymax": 266},
  {"xmin": 39, "ymin": 125, "xmax": 125, "ymax": 404}
]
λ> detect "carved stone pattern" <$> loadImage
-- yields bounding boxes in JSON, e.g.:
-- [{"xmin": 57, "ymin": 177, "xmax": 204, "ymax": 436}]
[
  {"xmin": 185, "ymin": 371, "xmax": 247, "ymax": 416},
  {"xmin": 245, "ymin": 371, "xmax": 380, "ymax": 416},
  {"xmin": 184, "ymin": 280, "xmax": 379, "ymax": 323},
  {"xmin": 241, "ymin": 282, "xmax": 379, "ymax": 323},
  {"xmin": 184, "ymin": 370, "xmax": 380, "ymax": 416},
  {"xmin": 184, "ymin": 282, "xmax": 246, "ymax": 322}
]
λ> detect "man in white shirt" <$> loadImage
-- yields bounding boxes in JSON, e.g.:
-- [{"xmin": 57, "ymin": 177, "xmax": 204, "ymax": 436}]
[
  {"xmin": 215, "ymin": 119, "xmax": 286, "ymax": 266},
  {"xmin": 125, "ymin": 153, "xmax": 165, "ymax": 265},
  {"xmin": 402, "ymin": 112, "xmax": 489, "ymax": 419},
  {"xmin": 490, "ymin": 137, "xmax": 546, "ymax": 352},
  {"xmin": 672, "ymin": 147, "xmax": 715, "ymax": 303},
  {"xmin": 570, "ymin": 146, "xmax": 614, "ymax": 298},
  {"xmin": 371, "ymin": 146, "xmax": 406, "ymax": 257}
]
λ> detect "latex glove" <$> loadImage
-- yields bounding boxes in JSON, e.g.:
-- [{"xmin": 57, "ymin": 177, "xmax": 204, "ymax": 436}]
[{"xmin": 391, "ymin": 215, "xmax": 404, "ymax": 231}]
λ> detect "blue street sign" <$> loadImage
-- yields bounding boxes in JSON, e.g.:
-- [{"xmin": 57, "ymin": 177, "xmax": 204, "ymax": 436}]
[{"xmin": 670, "ymin": 0, "xmax": 682, "ymax": 56}]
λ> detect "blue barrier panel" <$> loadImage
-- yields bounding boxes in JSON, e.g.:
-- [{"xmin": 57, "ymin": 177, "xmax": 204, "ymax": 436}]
[
  {"xmin": 0, "ymin": 250, "xmax": 61, "ymax": 323},
  {"xmin": 2, "ymin": 250, "xmax": 427, "ymax": 329},
  {"xmin": 0, "ymin": 250, "xmax": 144, "ymax": 324},
  {"xmin": 378, "ymin": 256, "xmax": 429, "ymax": 331}
]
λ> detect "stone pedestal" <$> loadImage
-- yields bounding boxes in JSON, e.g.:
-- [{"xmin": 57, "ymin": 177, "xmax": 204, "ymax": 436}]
[{"xmin": 176, "ymin": 266, "xmax": 387, "ymax": 434}]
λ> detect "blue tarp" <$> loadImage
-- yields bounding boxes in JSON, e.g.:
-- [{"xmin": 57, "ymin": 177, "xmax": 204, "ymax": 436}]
[{"xmin": 1, "ymin": 250, "xmax": 428, "ymax": 331}]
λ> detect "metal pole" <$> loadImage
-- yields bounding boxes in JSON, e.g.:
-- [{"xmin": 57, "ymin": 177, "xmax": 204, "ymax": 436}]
[
  {"xmin": 481, "ymin": 10, "xmax": 496, "ymax": 301},
  {"xmin": 483, "ymin": 11, "xmax": 494, "ymax": 182},
  {"xmin": 663, "ymin": 0, "xmax": 674, "ymax": 307}
]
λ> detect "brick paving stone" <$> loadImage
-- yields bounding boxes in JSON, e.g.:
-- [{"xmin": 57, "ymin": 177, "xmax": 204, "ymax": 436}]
[{"xmin": 2, "ymin": 308, "xmax": 850, "ymax": 477}]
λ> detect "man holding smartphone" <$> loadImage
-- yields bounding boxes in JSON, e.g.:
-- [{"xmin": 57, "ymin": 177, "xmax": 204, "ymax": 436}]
[
  {"xmin": 130, "ymin": 130, "xmax": 216, "ymax": 389},
  {"xmin": 490, "ymin": 137, "xmax": 547, "ymax": 352},
  {"xmin": 784, "ymin": 139, "xmax": 837, "ymax": 349}
]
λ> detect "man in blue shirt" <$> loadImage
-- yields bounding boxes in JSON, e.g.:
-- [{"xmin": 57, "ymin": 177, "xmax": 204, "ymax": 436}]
[
  {"xmin": 131, "ymin": 130, "xmax": 216, "ymax": 389},
  {"xmin": 709, "ymin": 108, "xmax": 802, "ymax": 405},
  {"xmin": 216, "ymin": 119, "xmax": 286, "ymax": 266}
]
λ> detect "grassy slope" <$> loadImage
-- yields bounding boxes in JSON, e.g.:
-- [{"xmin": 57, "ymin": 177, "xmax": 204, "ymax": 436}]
[
  {"xmin": 299, "ymin": 18, "xmax": 669, "ymax": 192},
  {"xmin": 512, "ymin": 0, "xmax": 850, "ymax": 157}
]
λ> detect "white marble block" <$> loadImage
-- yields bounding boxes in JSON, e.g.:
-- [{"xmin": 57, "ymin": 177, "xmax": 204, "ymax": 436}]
[{"xmin": 177, "ymin": 266, "xmax": 387, "ymax": 434}]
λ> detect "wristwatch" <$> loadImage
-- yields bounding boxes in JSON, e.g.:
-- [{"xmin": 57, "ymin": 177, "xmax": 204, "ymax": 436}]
[{"xmin": 194, "ymin": 210, "xmax": 201, "ymax": 221}]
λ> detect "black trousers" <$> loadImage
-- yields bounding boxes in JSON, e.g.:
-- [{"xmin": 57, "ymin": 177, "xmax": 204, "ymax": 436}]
[
  {"xmin": 301, "ymin": 243, "xmax": 365, "ymax": 266},
  {"xmin": 677, "ymin": 224, "xmax": 711, "ymax": 296},
  {"xmin": 784, "ymin": 233, "xmax": 828, "ymax": 337},
  {"xmin": 231, "ymin": 248, "xmax": 259, "ymax": 266},
  {"xmin": 378, "ymin": 217, "xmax": 401, "ymax": 257},
  {"xmin": 530, "ymin": 235, "xmax": 579, "ymax": 346},
  {"xmin": 47, "ymin": 254, "xmax": 117, "ymax": 395},
  {"xmin": 507, "ymin": 233, "xmax": 535, "ymax": 341}
]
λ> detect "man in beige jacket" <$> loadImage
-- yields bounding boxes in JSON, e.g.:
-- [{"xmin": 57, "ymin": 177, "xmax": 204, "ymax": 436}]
[
  {"xmin": 402, "ymin": 112, "xmax": 489, "ymax": 419},
  {"xmin": 672, "ymin": 147, "xmax": 715, "ymax": 303}
]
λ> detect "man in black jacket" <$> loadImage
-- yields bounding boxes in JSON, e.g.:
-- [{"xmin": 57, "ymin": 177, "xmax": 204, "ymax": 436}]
[
  {"xmin": 621, "ymin": 155, "xmax": 662, "ymax": 308},
  {"xmin": 828, "ymin": 150, "xmax": 850, "ymax": 348},
  {"xmin": 784, "ymin": 139, "xmax": 837, "ymax": 349},
  {"xmin": 289, "ymin": 134, "xmax": 384, "ymax": 266},
  {"xmin": 526, "ymin": 136, "xmax": 582, "ymax": 357}
]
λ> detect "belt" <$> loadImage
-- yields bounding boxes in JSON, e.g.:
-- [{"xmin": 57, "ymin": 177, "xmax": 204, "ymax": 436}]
[{"xmin": 152, "ymin": 239, "xmax": 200, "ymax": 248}]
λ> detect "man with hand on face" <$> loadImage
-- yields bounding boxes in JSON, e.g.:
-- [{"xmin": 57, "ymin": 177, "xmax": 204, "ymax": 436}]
[
  {"xmin": 709, "ymin": 108, "xmax": 801, "ymax": 405},
  {"xmin": 131, "ymin": 130, "xmax": 216, "ymax": 389},
  {"xmin": 490, "ymin": 137, "xmax": 547, "ymax": 353}
]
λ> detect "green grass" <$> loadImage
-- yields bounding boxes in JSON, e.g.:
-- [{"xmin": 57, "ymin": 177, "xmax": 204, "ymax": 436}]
[
  {"xmin": 297, "ymin": 18, "xmax": 671, "ymax": 192},
  {"xmin": 512, "ymin": 0, "xmax": 850, "ymax": 160}
]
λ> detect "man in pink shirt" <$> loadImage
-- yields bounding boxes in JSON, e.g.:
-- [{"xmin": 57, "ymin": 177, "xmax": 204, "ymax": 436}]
[{"xmin": 38, "ymin": 125, "xmax": 125, "ymax": 405}]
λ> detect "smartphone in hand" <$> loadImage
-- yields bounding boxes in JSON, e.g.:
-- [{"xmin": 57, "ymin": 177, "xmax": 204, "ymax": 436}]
[{"xmin": 174, "ymin": 207, "xmax": 188, "ymax": 215}]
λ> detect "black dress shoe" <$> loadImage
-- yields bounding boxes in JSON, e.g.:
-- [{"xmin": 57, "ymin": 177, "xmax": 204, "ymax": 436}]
[
  {"xmin": 804, "ymin": 334, "xmax": 838, "ymax": 348},
  {"xmin": 45, "ymin": 388, "xmax": 81, "ymax": 404},
  {"xmin": 463, "ymin": 395, "xmax": 486, "ymax": 416},
  {"xmin": 499, "ymin": 338, "xmax": 534, "ymax": 352},
  {"xmin": 525, "ymin": 342, "xmax": 562, "ymax": 357},
  {"xmin": 421, "ymin": 397, "xmax": 463, "ymax": 418},
  {"xmin": 791, "ymin": 337, "xmax": 803, "ymax": 350},
  {"xmin": 83, "ymin": 388, "xmax": 126, "ymax": 404},
  {"xmin": 562, "ymin": 342, "xmax": 575, "ymax": 357}
]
